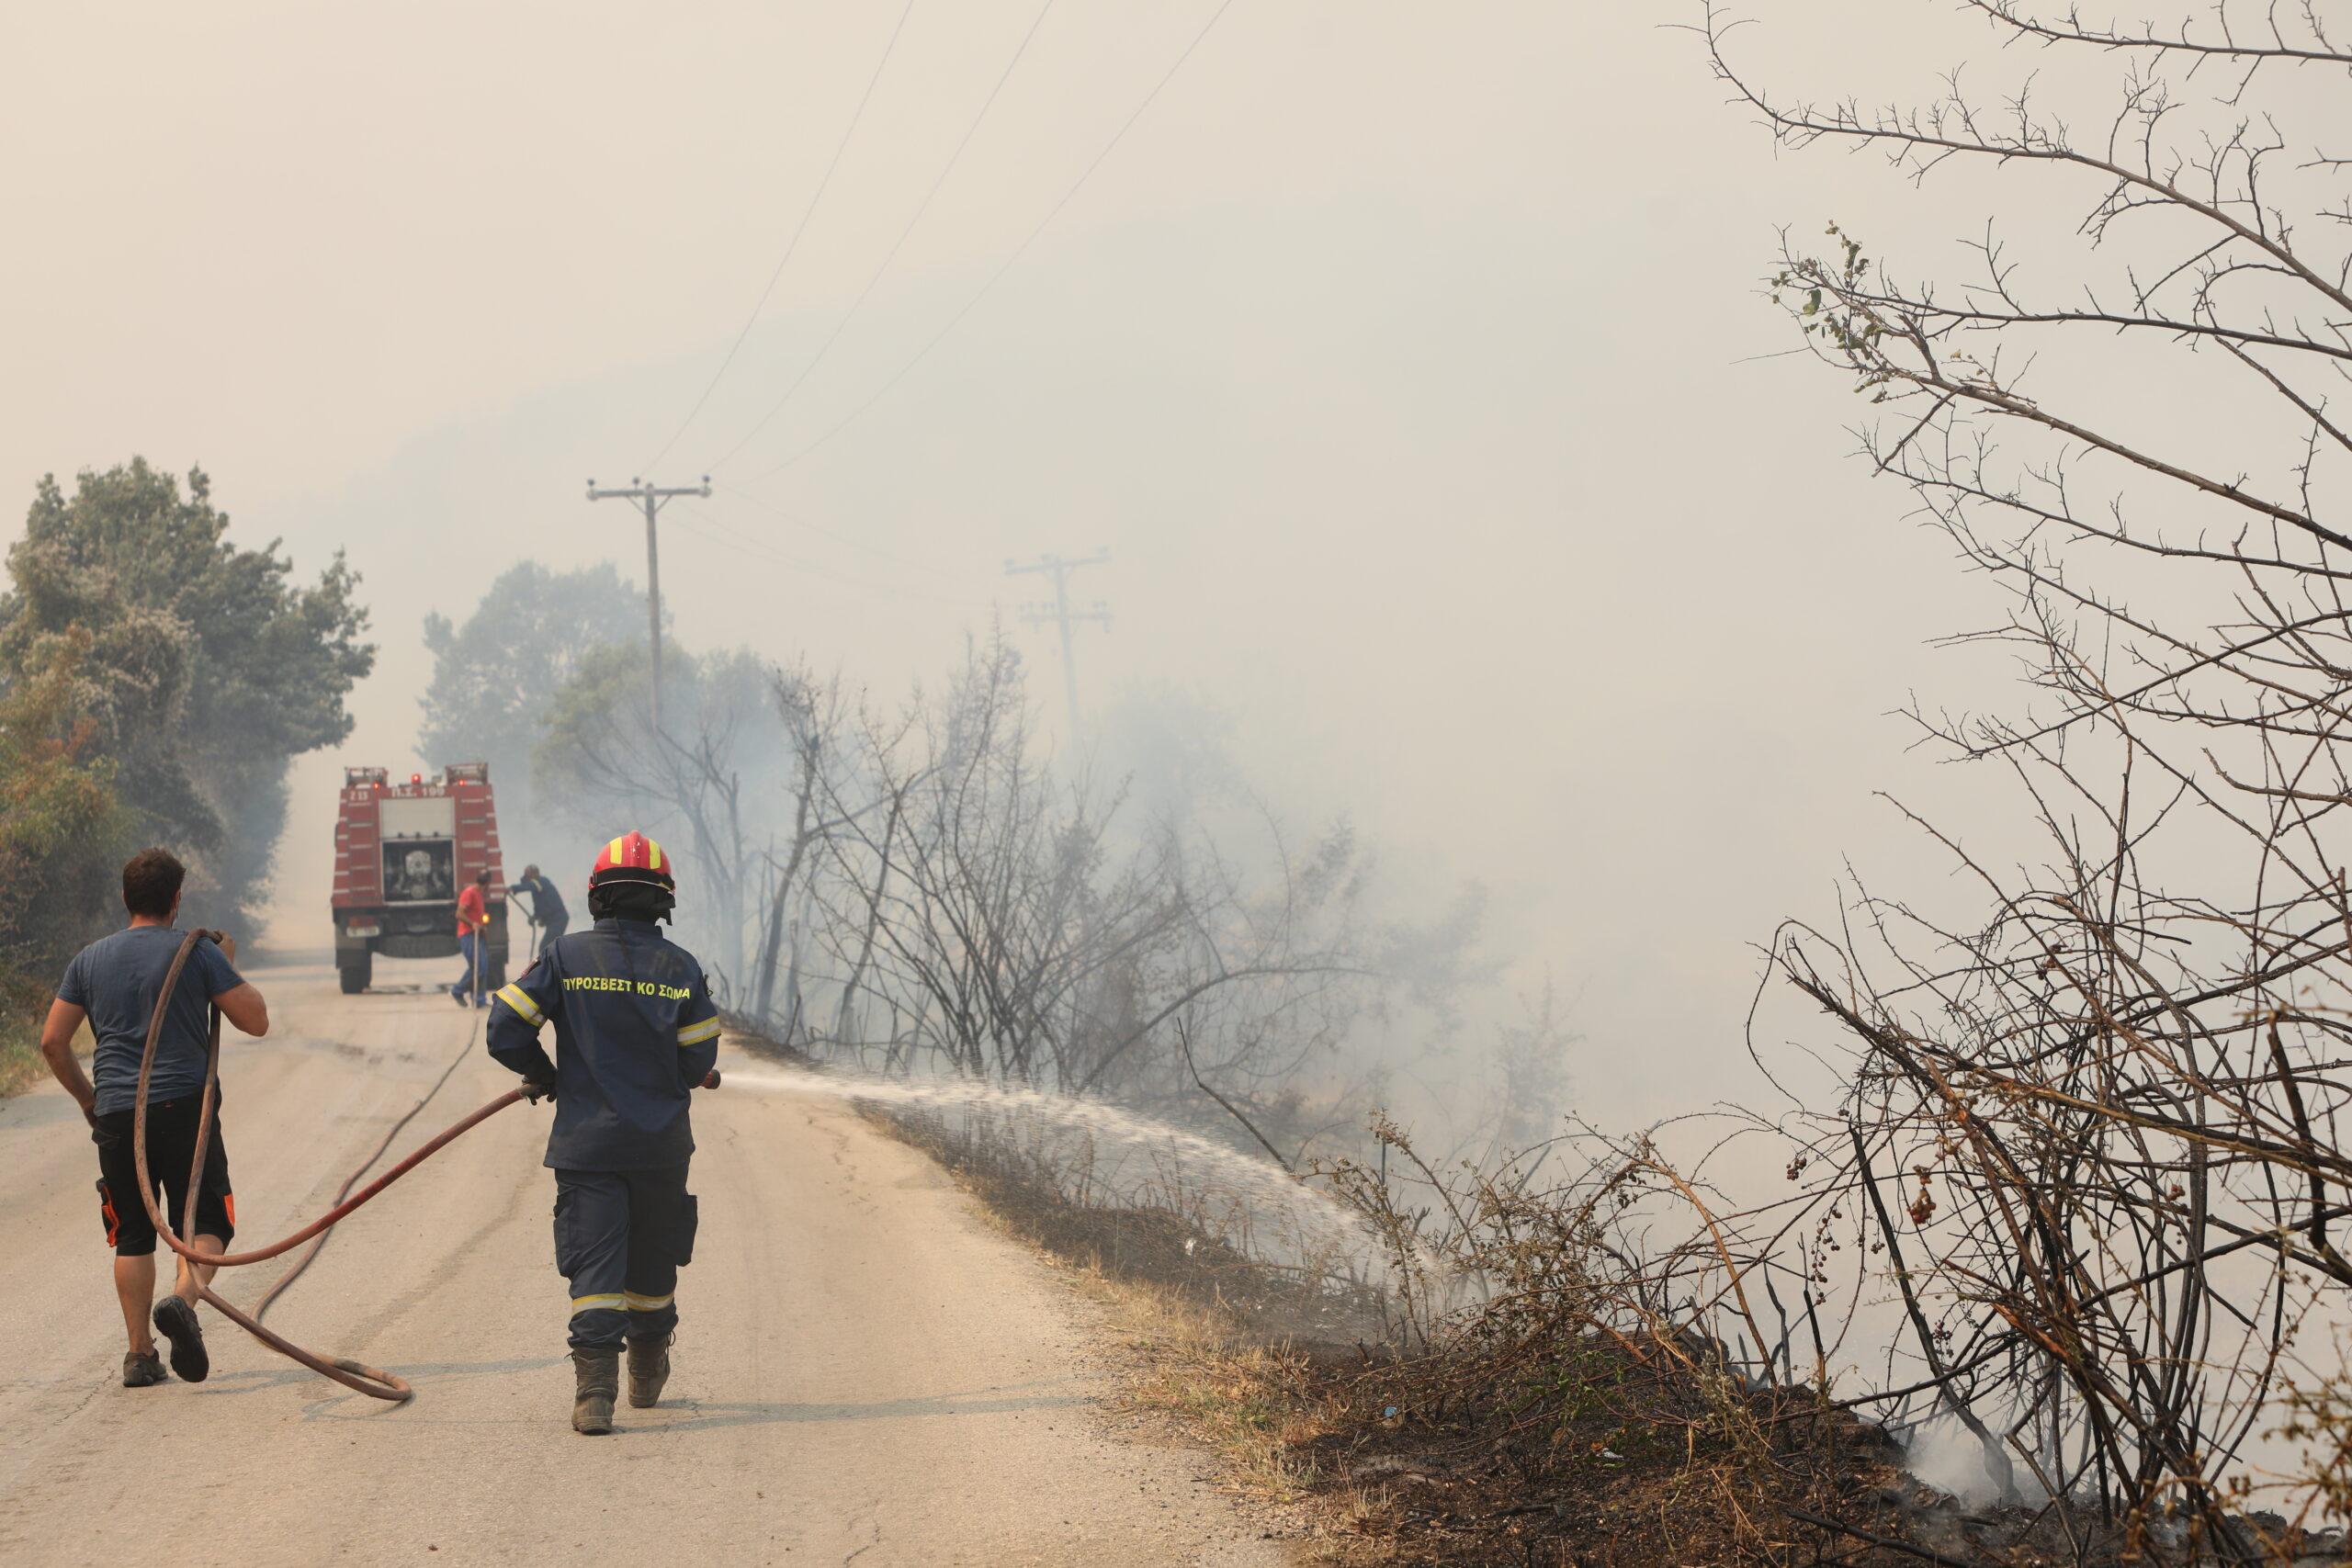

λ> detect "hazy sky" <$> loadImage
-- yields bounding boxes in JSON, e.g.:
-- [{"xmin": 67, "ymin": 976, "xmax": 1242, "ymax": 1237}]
[{"xmin": 3, "ymin": 2, "xmax": 2060, "ymax": 1116}]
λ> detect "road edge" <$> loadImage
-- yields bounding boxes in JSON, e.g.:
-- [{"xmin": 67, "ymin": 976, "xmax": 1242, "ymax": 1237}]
[{"xmin": 716, "ymin": 1026, "xmax": 1329, "ymax": 1565}]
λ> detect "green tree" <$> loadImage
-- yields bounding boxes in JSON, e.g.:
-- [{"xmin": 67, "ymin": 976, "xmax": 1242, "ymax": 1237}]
[
  {"xmin": 0, "ymin": 460, "xmax": 375, "ymax": 937},
  {"xmin": 418, "ymin": 562, "xmax": 648, "ymax": 866},
  {"xmin": 0, "ymin": 628, "xmax": 136, "ymax": 979}
]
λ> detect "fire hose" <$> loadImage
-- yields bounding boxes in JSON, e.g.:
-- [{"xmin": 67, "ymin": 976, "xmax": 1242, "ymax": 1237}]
[
  {"xmin": 128, "ymin": 927, "xmax": 720, "ymax": 1403},
  {"xmin": 130, "ymin": 930, "xmax": 524, "ymax": 1401},
  {"xmin": 248, "ymin": 976, "xmax": 492, "ymax": 1324}
]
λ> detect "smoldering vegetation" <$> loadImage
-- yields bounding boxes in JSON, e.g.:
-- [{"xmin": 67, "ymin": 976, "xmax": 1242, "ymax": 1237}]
[{"xmin": 1167, "ymin": 6, "xmax": 2352, "ymax": 1562}]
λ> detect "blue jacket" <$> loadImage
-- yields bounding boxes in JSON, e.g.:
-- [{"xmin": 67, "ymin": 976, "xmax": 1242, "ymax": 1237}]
[
  {"xmin": 511, "ymin": 873, "xmax": 568, "ymax": 923},
  {"xmin": 487, "ymin": 917, "xmax": 720, "ymax": 1170}
]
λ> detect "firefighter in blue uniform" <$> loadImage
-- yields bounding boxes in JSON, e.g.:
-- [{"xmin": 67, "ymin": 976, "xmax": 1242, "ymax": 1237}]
[{"xmin": 485, "ymin": 830, "xmax": 721, "ymax": 1435}]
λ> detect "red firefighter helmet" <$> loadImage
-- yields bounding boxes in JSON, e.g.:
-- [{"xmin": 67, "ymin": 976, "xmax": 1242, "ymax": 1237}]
[{"xmin": 589, "ymin": 831, "xmax": 675, "ymax": 893}]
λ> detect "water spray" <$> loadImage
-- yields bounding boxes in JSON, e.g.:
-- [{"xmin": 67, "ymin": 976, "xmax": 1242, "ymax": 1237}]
[{"xmin": 718, "ymin": 1065, "xmax": 1376, "ymax": 1270}]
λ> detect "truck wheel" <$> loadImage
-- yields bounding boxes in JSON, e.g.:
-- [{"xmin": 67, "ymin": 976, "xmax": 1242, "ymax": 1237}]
[{"xmin": 338, "ymin": 954, "xmax": 371, "ymax": 994}]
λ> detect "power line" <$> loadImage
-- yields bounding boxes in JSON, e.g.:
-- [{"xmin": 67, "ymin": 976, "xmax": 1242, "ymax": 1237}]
[
  {"xmin": 638, "ymin": 0, "xmax": 921, "ymax": 476},
  {"xmin": 707, "ymin": 0, "xmax": 1060, "ymax": 476},
  {"xmin": 674, "ymin": 505, "xmax": 989, "ymax": 611},
  {"xmin": 732, "ymin": 0, "xmax": 1242, "ymax": 486},
  {"xmin": 666, "ymin": 504, "xmax": 825, "ymax": 575},
  {"xmin": 712, "ymin": 479, "xmax": 981, "ymax": 584},
  {"xmin": 672, "ymin": 499, "xmax": 990, "ymax": 611}
]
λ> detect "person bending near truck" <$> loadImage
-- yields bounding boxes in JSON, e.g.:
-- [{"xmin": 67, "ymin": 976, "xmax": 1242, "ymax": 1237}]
[
  {"xmin": 40, "ymin": 849, "xmax": 270, "ymax": 1388},
  {"xmin": 486, "ymin": 831, "xmax": 718, "ymax": 1435},
  {"xmin": 449, "ymin": 867, "xmax": 492, "ymax": 1008},
  {"xmin": 511, "ymin": 863, "xmax": 568, "ymax": 959}
]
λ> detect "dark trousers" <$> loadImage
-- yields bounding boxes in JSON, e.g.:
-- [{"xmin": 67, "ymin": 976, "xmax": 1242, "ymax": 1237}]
[
  {"xmin": 553, "ymin": 1164, "xmax": 696, "ymax": 1350},
  {"xmin": 536, "ymin": 913, "xmax": 567, "ymax": 960}
]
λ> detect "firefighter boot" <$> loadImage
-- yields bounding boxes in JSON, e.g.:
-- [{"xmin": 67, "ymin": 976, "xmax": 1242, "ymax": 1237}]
[
  {"xmin": 627, "ymin": 1334, "xmax": 673, "ymax": 1408},
  {"xmin": 571, "ymin": 1348, "xmax": 620, "ymax": 1435}
]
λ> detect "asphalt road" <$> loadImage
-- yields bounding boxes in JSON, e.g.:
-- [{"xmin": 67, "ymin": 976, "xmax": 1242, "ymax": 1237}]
[{"xmin": 0, "ymin": 956, "xmax": 1287, "ymax": 1567}]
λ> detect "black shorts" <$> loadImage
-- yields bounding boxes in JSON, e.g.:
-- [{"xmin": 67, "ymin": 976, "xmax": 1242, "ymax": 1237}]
[{"xmin": 92, "ymin": 1095, "xmax": 235, "ymax": 1258}]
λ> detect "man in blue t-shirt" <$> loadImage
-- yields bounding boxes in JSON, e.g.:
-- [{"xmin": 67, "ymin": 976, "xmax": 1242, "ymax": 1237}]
[{"xmin": 40, "ymin": 849, "xmax": 270, "ymax": 1390}]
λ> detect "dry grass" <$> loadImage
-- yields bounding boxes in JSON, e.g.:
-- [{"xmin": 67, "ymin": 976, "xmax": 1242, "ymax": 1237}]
[
  {"xmin": 909, "ymin": 1126, "xmax": 1902, "ymax": 1566},
  {"xmin": 0, "ymin": 1023, "xmax": 44, "ymax": 1098},
  {"xmin": 0, "ymin": 989, "xmax": 82, "ymax": 1099},
  {"xmin": 849, "ymin": 1096, "xmax": 1916, "ymax": 1564},
  {"xmin": 847, "ymin": 1089, "xmax": 1929, "ymax": 1564},
  {"xmin": 1069, "ymin": 1256, "xmax": 1333, "ymax": 1504},
  {"xmin": 869, "ymin": 1098, "xmax": 1344, "ymax": 1507}
]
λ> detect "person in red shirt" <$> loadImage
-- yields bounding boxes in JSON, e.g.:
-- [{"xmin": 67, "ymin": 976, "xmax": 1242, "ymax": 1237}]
[{"xmin": 449, "ymin": 869, "xmax": 492, "ymax": 1008}]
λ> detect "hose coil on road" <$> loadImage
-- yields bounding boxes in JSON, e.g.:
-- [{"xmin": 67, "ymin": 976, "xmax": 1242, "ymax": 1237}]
[{"xmin": 129, "ymin": 931, "xmax": 522, "ymax": 1403}]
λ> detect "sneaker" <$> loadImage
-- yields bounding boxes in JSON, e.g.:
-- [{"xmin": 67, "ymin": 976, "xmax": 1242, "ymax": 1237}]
[
  {"xmin": 153, "ymin": 1295, "xmax": 210, "ymax": 1383},
  {"xmin": 450, "ymin": 987, "xmax": 469, "ymax": 1007},
  {"xmin": 122, "ymin": 1350, "xmax": 167, "ymax": 1388}
]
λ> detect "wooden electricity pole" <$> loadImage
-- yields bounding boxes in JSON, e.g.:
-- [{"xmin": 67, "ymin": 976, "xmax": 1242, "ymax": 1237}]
[
  {"xmin": 586, "ymin": 475, "xmax": 711, "ymax": 731},
  {"xmin": 1006, "ymin": 550, "xmax": 1111, "ymax": 746}
]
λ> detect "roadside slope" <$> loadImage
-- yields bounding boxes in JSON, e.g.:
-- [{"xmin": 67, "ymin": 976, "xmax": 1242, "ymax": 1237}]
[{"xmin": 0, "ymin": 958, "xmax": 1290, "ymax": 1567}]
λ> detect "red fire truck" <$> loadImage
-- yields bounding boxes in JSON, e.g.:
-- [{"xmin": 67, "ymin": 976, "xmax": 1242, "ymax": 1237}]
[{"xmin": 332, "ymin": 762, "xmax": 508, "ymax": 994}]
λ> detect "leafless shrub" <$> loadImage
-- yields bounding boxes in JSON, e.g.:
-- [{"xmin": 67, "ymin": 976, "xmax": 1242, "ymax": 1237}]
[
  {"xmin": 1235, "ymin": 14, "xmax": 2352, "ymax": 1551},
  {"xmin": 742, "ymin": 629, "xmax": 1460, "ymax": 1111},
  {"xmin": 1690, "ymin": 1, "xmax": 2352, "ymax": 1555}
]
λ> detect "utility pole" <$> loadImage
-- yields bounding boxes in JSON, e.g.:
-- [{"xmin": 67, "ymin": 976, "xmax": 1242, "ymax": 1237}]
[
  {"xmin": 1005, "ymin": 550, "xmax": 1111, "ymax": 745},
  {"xmin": 586, "ymin": 475, "xmax": 710, "ymax": 732}
]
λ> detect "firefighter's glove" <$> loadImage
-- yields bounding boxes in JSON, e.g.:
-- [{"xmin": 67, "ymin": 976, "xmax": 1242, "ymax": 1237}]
[{"xmin": 519, "ymin": 1077, "xmax": 557, "ymax": 1105}]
